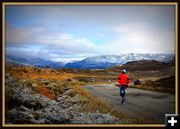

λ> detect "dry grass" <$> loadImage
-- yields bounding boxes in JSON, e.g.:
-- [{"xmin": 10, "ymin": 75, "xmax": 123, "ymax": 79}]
[
  {"xmin": 20, "ymin": 78, "xmax": 57, "ymax": 100},
  {"xmin": 5, "ymin": 65, "xmax": 157, "ymax": 123},
  {"xmin": 6, "ymin": 65, "xmax": 154, "ymax": 124},
  {"xmin": 8, "ymin": 66, "xmax": 75, "ymax": 81},
  {"xmin": 37, "ymin": 84, "xmax": 57, "ymax": 100}
]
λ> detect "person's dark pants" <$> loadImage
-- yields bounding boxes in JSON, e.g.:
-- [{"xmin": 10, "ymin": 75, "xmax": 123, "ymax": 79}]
[{"xmin": 120, "ymin": 85, "xmax": 128, "ymax": 98}]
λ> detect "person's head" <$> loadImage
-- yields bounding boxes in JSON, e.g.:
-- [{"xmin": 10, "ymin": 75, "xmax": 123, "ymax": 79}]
[{"xmin": 122, "ymin": 69, "xmax": 127, "ymax": 74}]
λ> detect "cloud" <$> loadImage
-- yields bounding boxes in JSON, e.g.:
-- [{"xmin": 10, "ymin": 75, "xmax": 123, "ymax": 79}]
[
  {"xmin": 5, "ymin": 5, "xmax": 175, "ymax": 61},
  {"xmin": 101, "ymin": 22, "xmax": 175, "ymax": 54},
  {"xmin": 6, "ymin": 20, "xmax": 175, "ymax": 61},
  {"xmin": 6, "ymin": 23, "xmax": 34, "ymax": 45},
  {"xmin": 6, "ymin": 23, "xmax": 100, "ymax": 60}
]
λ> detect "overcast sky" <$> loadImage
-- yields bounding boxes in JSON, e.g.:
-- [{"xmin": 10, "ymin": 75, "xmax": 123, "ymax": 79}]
[{"xmin": 5, "ymin": 5, "xmax": 175, "ymax": 62}]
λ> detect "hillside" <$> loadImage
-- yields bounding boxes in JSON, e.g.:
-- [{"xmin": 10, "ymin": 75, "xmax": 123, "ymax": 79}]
[
  {"xmin": 121, "ymin": 60, "xmax": 174, "ymax": 71},
  {"xmin": 141, "ymin": 76, "xmax": 175, "ymax": 94},
  {"xmin": 109, "ymin": 59, "xmax": 175, "ymax": 79}
]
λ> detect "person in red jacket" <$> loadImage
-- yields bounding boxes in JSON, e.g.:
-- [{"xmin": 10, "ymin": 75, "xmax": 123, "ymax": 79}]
[{"xmin": 118, "ymin": 69, "xmax": 131, "ymax": 104}]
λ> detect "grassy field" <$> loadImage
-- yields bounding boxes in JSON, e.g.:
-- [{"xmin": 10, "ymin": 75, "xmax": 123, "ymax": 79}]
[
  {"xmin": 6, "ymin": 61, "xmax": 175, "ymax": 94},
  {"xmin": 6, "ymin": 61, "xmax": 175, "ymax": 120},
  {"xmin": 6, "ymin": 64, "xmax": 157, "ymax": 123}
]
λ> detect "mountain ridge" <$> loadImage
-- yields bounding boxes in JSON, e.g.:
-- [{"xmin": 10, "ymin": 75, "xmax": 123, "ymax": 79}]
[
  {"xmin": 64, "ymin": 53, "xmax": 174, "ymax": 69},
  {"xmin": 6, "ymin": 53, "xmax": 175, "ymax": 69}
]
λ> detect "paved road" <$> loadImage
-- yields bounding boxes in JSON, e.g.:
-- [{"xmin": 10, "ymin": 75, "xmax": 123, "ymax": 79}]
[{"xmin": 84, "ymin": 84, "xmax": 175, "ymax": 124}]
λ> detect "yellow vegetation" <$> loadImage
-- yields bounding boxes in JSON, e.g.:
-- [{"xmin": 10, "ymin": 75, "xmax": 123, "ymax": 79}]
[
  {"xmin": 6, "ymin": 65, "xmax": 151, "ymax": 123},
  {"xmin": 8, "ymin": 67, "xmax": 75, "ymax": 81}
]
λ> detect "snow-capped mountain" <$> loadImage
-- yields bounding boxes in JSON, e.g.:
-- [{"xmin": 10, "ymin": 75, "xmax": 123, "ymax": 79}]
[
  {"xmin": 64, "ymin": 53, "xmax": 175, "ymax": 69},
  {"xmin": 6, "ymin": 53, "xmax": 175, "ymax": 69}
]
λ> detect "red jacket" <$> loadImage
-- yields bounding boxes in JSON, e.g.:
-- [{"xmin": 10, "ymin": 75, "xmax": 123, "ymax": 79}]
[{"xmin": 118, "ymin": 73, "xmax": 131, "ymax": 86}]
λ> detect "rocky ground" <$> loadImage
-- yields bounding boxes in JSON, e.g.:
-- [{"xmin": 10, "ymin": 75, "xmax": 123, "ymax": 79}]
[{"xmin": 5, "ymin": 74, "xmax": 120, "ymax": 124}]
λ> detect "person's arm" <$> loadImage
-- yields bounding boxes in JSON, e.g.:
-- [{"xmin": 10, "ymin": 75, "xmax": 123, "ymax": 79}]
[
  {"xmin": 127, "ymin": 77, "xmax": 132, "ymax": 85},
  {"xmin": 118, "ymin": 76, "xmax": 121, "ymax": 84}
]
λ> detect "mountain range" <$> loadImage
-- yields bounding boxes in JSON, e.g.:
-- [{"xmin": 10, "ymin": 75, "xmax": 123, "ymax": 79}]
[
  {"xmin": 6, "ymin": 55, "xmax": 64, "ymax": 68},
  {"xmin": 6, "ymin": 53, "xmax": 175, "ymax": 69}
]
